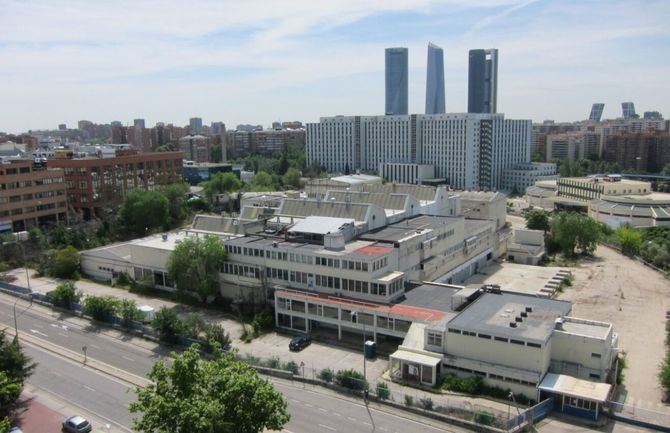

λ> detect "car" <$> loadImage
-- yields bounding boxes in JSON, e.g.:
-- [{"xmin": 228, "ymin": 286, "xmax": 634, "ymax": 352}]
[
  {"xmin": 9, "ymin": 427, "xmax": 24, "ymax": 433},
  {"xmin": 62, "ymin": 416, "xmax": 92, "ymax": 433},
  {"xmin": 289, "ymin": 335, "xmax": 311, "ymax": 351}
]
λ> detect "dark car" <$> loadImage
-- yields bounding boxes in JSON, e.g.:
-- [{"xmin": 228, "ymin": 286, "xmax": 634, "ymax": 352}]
[
  {"xmin": 62, "ymin": 416, "xmax": 92, "ymax": 433},
  {"xmin": 289, "ymin": 335, "xmax": 311, "ymax": 351}
]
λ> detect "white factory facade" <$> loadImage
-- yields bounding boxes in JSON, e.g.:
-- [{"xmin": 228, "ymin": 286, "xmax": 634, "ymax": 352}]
[{"xmin": 306, "ymin": 113, "xmax": 538, "ymax": 191}]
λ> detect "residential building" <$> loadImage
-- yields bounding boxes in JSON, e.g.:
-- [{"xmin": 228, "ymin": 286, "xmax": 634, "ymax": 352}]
[
  {"xmin": 425, "ymin": 43, "xmax": 445, "ymax": 115},
  {"xmin": 306, "ymin": 113, "xmax": 531, "ymax": 190},
  {"xmin": 621, "ymin": 102, "xmax": 636, "ymax": 120},
  {"xmin": 380, "ymin": 163, "xmax": 437, "ymax": 185},
  {"xmin": 0, "ymin": 158, "xmax": 67, "ymax": 231},
  {"xmin": 644, "ymin": 111, "xmax": 663, "ymax": 120},
  {"xmin": 502, "ymin": 162, "xmax": 557, "ymax": 192},
  {"xmin": 226, "ymin": 129, "xmax": 305, "ymax": 158},
  {"xmin": 588, "ymin": 103, "xmax": 604, "ymax": 122},
  {"xmin": 546, "ymin": 132, "xmax": 601, "ymax": 161},
  {"xmin": 178, "ymin": 134, "xmax": 211, "ymax": 163},
  {"xmin": 468, "ymin": 48, "xmax": 498, "ymax": 114},
  {"xmin": 385, "ymin": 47, "xmax": 409, "ymax": 115},
  {"xmin": 602, "ymin": 131, "xmax": 670, "ymax": 173},
  {"xmin": 48, "ymin": 149, "xmax": 183, "ymax": 219},
  {"xmin": 189, "ymin": 117, "xmax": 203, "ymax": 134}
]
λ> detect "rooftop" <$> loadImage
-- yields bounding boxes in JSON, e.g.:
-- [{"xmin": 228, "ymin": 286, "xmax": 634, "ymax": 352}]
[
  {"xmin": 559, "ymin": 317, "xmax": 612, "ymax": 340},
  {"xmin": 289, "ymin": 216, "xmax": 354, "ymax": 235},
  {"xmin": 400, "ymin": 284, "xmax": 460, "ymax": 315},
  {"xmin": 330, "ymin": 174, "xmax": 382, "ymax": 185},
  {"xmin": 456, "ymin": 190, "xmax": 506, "ymax": 202},
  {"xmin": 448, "ymin": 292, "xmax": 572, "ymax": 344},
  {"xmin": 360, "ymin": 215, "xmax": 461, "ymax": 243}
]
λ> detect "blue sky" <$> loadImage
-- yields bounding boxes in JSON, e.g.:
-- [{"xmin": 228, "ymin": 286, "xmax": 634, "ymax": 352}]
[{"xmin": 0, "ymin": 0, "xmax": 669, "ymax": 133}]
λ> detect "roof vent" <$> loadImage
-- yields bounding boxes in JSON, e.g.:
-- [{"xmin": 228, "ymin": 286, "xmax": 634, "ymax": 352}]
[
  {"xmin": 515, "ymin": 316, "xmax": 523, "ymax": 323},
  {"xmin": 520, "ymin": 311, "xmax": 528, "ymax": 318},
  {"xmin": 525, "ymin": 306, "xmax": 533, "ymax": 313},
  {"xmin": 162, "ymin": 233, "xmax": 168, "ymax": 241},
  {"xmin": 272, "ymin": 241, "xmax": 278, "ymax": 248},
  {"xmin": 509, "ymin": 322, "xmax": 517, "ymax": 328}
]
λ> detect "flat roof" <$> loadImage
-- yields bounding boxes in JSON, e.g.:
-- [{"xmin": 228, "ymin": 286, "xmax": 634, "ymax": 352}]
[
  {"xmin": 448, "ymin": 292, "xmax": 572, "ymax": 344},
  {"xmin": 359, "ymin": 215, "xmax": 461, "ymax": 243},
  {"xmin": 400, "ymin": 284, "xmax": 460, "ymax": 315},
  {"xmin": 559, "ymin": 318, "xmax": 611, "ymax": 340},
  {"xmin": 539, "ymin": 373, "xmax": 611, "ymax": 403},
  {"xmin": 289, "ymin": 216, "xmax": 354, "ymax": 235},
  {"xmin": 390, "ymin": 348, "xmax": 442, "ymax": 366}
]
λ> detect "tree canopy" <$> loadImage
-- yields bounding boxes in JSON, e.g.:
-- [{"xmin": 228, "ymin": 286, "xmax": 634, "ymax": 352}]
[
  {"xmin": 247, "ymin": 171, "xmax": 275, "ymax": 192},
  {"xmin": 129, "ymin": 344, "xmax": 290, "ymax": 433},
  {"xmin": 0, "ymin": 330, "xmax": 35, "ymax": 424},
  {"xmin": 51, "ymin": 246, "xmax": 80, "ymax": 278},
  {"xmin": 550, "ymin": 212, "xmax": 602, "ymax": 256},
  {"xmin": 118, "ymin": 190, "xmax": 170, "ymax": 236},
  {"xmin": 616, "ymin": 225, "xmax": 642, "ymax": 256},
  {"xmin": 162, "ymin": 183, "xmax": 190, "ymax": 228},
  {"xmin": 522, "ymin": 208, "xmax": 550, "ymax": 233},
  {"xmin": 166, "ymin": 235, "xmax": 226, "ymax": 301},
  {"xmin": 202, "ymin": 172, "xmax": 242, "ymax": 200},
  {"xmin": 282, "ymin": 168, "xmax": 301, "ymax": 189}
]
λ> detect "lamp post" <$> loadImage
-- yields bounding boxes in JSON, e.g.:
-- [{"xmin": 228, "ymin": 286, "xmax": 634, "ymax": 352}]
[
  {"xmin": 4, "ymin": 240, "xmax": 32, "ymax": 341},
  {"xmin": 350, "ymin": 311, "xmax": 367, "ymax": 395}
]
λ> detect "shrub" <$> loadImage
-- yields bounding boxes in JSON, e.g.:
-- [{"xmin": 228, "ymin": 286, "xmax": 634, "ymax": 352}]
[
  {"xmin": 51, "ymin": 246, "xmax": 80, "ymax": 279},
  {"xmin": 182, "ymin": 314, "xmax": 206, "ymax": 339},
  {"xmin": 151, "ymin": 307, "xmax": 183, "ymax": 344},
  {"xmin": 335, "ymin": 369, "xmax": 368, "ymax": 391},
  {"xmin": 441, "ymin": 373, "xmax": 483, "ymax": 395},
  {"xmin": 376, "ymin": 382, "xmax": 390, "ymax": 400},
  {"xmin": 404, "ymin": 395, "xmax": 414, "ymax": 407},
  {"xmin": 204, "ymin": 323, "xmax": 231, "ymax": 349},
  {"xmin": 118, "ymin": 299, "xmax": 140, "ymax": 327},
  {"xmin": 83, "ymin": 296, "xmax": 119, "ymax": 322},
  {"xmin": 319, "ymin": 368, "xmax": 334, "ymax": 383},
  {"xmin": 251, "ymin": 309, "xmax": 274, "ymax": 337},
  {"xmin": 267, "ymin": 356, "xmax": 281, "ymax": 369},
  {"xmin": 617, "ymin": 354, "xmax": 627, "ymax": 385},
  {"xmin": 283, "ymin": 361, "xmax": 299, "ymax": 375},
  {"xmin": 48, "ymin": 281, "xmax": 81, "ymax": 310},
  {"xmin": 419, "ymin": 397, "xmax": 434, "ymax": 411},
  {"xmin": 474, "ymin": 411, "xmax": 495, "ymax": 425},
  {"xmin": 116, "ymin": 271, "xmax": 131, "ymax": 286}
]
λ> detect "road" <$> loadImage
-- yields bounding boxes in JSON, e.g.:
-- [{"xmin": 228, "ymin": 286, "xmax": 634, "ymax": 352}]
[{"xmin": 0, "ymin": 294, "xmax": 465, "ymax": 432}]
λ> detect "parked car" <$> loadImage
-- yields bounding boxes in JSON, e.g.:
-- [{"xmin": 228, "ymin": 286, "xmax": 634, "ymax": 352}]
[
  {"xmin": 289, "ymin": 335, "xmax": 311, "ymax": 351},
  {"xmin": 62, "ymin": 416, "xmax": 92, "ymax": 433},
  {"xmin": 9, "ymin": 427, "xmax": 24, "ymax": 433}
]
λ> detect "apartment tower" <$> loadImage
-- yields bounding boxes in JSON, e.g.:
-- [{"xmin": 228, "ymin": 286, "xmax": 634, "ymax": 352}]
[
  {"xmin": 468, "ymin": 48, "xmax": 498, "ymax": 114},
  {"xmin": 425, "ymin": 43, "xmax": 446, "ymax": 115}
]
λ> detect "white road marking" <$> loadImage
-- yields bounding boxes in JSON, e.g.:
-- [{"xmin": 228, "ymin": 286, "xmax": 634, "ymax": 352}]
[
  {"xmin": 318, "ymin": 424, "xmax": 336, "ymax": 431},
  {"xmin": 83, "ymin": 385, "xmax": 96, "ymax": 392},
  {"xmin": 362, "ymin": 421, "xmax": 372, "ymax": 426},
  {"xmin": 332, "ymin": 412, "xmax": 342, "ymax": 417},
  {"xmin": 29, "ymin": 329, "xmax": 48, "ymax": 337},
  {"xmin": 50, "ymin": 324, "xmax": 60, "ymax": 329},
  {"xmin": 318, "ymin": 407, "xmax": 328, "ymax": 412},
  {"xmin": 52, "ymin": 371, "xmax": 63, "ymax": 378},
  {"xmin": 122, "ymin": 356, "xmax": 134, "ymax": 362},
  {"xmin": 304, "ymin": 403, "xmax": 313, "ymax": 408},
  {"xmin": 290, "ymin": 398, "xmax": 300, "ymax": 403},
  {"xmin": 58, "ymin": 333, "xmax": 68, "ymax": 337},
  {"xmin": 347, "ymin": 417, "xmax": 356, "ymax": 422}
]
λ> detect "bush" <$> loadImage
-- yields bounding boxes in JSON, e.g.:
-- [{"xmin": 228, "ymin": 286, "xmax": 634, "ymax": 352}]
[
  {"xmin": 335, "ymin": 369, "xmax": 368, "ymax": 391},
  {"xmin": 83, "ymin": 296, "xmax": 119, "ymax": 322},
  {"xmin": 376, "ymin": 382, "xmax": 390, "ymax": 400},
  {"xmin": 267, "ymin": 356, "xmax": 281, "ymax": 369},
  {"xmin": 204, "ymin": 323, "xmax": 231, "ymax": 349},
  {"xmin": 441, "ymin": 373, "xmax": 483, "ymax": 395},
  {"xmin": 116, "ymin": 271, "xmax": 131, "ymax": 286},
  {"xmin": 319, "ymin": 368, "xmax": 334, "ymax": 383},
  {"xmin": 404, "ymin": 395, "xmax": 414, "ymax": 407},
  {"xmin": 48, "ymin": 281, "xmax": 81, "ymax": 310},
  {"xmin": 617, "ymin": 354, "xmax": 627, "ymax": 385},
  {"xmin": 419, "ymin": 397, "xmax": 434, "ymax": 411},
  {"xmin": 118, "ymin": 299, "xmax": 140, "ymax": 326},
  {"xmin": 474, "ymin": 411, "xmax": 495, "ymax": 425},
  {"xmin": 283, "ymin": 361, "xmax": 299, "ymax": 375},
  {"xmin": 151, "ymin": 307, "xmax": 182, "ymax": 344},
  {"xmin": 251, "ymin": 309, "xmax": 274, "ymax": 337},
  {"xmin": 51, "ymin": 246, "xmax": 80, "ymax": 279},
  {"xmin": 182, "ymin": 314, "xmax": 206, "ymax": 339}
]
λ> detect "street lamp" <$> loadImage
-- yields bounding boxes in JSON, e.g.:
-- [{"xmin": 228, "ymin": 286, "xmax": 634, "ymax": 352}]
[
  {"xmin": 3, "ymin": 240, "xmax": 32, "ymax": 341},
  {"xmin": 349, "ymin": 311, "xmax": 367, "ymax": 395}
]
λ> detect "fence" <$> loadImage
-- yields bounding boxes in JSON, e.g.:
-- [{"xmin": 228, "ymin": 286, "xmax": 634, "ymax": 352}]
[
  {"xmin": 506, "ymin": 397, "xmax": 553, "ymax": 430},
  {"xmin": 608, "ymin": 401, "xmax": 670, "ymax": 432}
]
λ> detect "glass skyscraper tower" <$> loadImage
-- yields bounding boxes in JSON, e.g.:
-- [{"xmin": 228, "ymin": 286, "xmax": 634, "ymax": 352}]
[
  {"xmin": 425, "ymin": 43, "xmax": 445, "ymax": 114},
  {"xmin": 468, "ymin": 48, "xmax": 498, "ymax": 114},
  {"xmin": 385, "ymin": 47, "xmax": 408, "ymax": 115}
]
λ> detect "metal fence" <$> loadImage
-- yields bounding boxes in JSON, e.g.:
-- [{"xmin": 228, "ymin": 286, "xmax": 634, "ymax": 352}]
[
  {"xmin": 608, "ymin": 401, "xmax": 670, "ymax": 432},
  {"xmin": 506, "ymin": 397, "xmax": 553, "ymax": 430}
]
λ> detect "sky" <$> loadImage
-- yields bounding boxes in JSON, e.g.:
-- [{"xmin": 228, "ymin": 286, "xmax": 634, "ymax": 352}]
[{"xmin": 1, "ymin": 0, "xmax": 669, "ymax": 133}]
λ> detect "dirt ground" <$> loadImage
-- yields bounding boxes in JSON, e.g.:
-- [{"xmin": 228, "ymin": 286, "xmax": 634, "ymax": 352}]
[{"xmin": 557, "ymin": 245, "xmax": 670, "ymax": 411}]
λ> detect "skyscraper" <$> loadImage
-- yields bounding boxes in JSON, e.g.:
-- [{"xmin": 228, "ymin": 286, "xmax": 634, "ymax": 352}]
[
  {"xmin": 468, "ymin": 48, "xmax": 498, "ymax": 114},
  {"xmin": 622, "ymin": 102, "xmax": 636, "ymax": 120},
  {"xmin": 589, "ymin": 103, "xmax": 605, "ymax": 122},
  {"xmin": 425, "ymin": 43, "xmax": 445, "ymax": 115},
  {"xmin": 385, "ymin": 47, "xmax": 408, "ymax": 115},
  {"xmin": 190, "ymin": 117, "xmax": 203, "ymax": 134}
]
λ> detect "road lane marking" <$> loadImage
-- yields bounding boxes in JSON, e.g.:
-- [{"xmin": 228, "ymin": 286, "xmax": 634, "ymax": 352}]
[
  {"xmin": 290, "ymin": 398, "xmax": 299, "ymax": 403},
  {"xmin": 318, "ymin": 407, "xmax": 328, "ymax": 412},
  {"xmin": 52, "ymin": 371, "xmax": 63, "ymax": 377},
  {"xmin": 347, "ymin": 417, "xmax": 356, "ymax": 422},
  {"xmin": 318, "ymin": 424, "xmax": 336, "ymax": 431},
  {"xmin": 304, "ymin": 403, "xmax": 313, "ymax": 408},
  {"xmin": 332, "ymin": 412, "xmax": 342, "ymax": 417},
  {"xmin": 29, "ymin": 329, "xmax": 48, "ymax": 337},
  {"xmin": 83, "ymin": 385, "xmax": 96, "ymax": 392},
  {"xmin": 58, "ymin": 333, "xmax": 68, "ymax": 337},
  {"xmin": 362, "ymin": 421, "xmax": 372, "ymax": 426},
  {"xmin": 122, "ymin": 356, "xmax": 134, "ymax": 362}
]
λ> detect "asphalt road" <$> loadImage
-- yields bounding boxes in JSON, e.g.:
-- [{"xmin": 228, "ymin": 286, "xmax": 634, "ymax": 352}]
[{"xmin": 0, "ymin": 295, "xmax": 465, "ymax": 433}]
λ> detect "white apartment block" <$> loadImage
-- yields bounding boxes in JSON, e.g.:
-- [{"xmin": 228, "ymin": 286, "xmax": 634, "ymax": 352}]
[
  {"xmin": 307, "ymin": 113, "xmax": 532, "ymax": 191},
  {"xmin": 502, "ymin": 162, "xmax": 557, "ymax": 192}
]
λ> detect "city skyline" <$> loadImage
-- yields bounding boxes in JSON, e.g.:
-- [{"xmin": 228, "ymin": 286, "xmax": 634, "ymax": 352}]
[
  {"xmin": 1, "ymin": 0, "xmax": 669, "ymax": 133},
  {"xmin": 425, "ymin": 42, "xmax": 446, "ymax": 114}
]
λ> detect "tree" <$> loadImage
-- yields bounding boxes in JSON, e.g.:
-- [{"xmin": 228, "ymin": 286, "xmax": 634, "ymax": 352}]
[
  {"xmin": 282, "ymin": 168, "xmax": 301, "ymax": 189},
  {"xmin": 661, "ymin": 163, "xmax": 670, "ymax": 176},
  {"xmin": 83, "ymin": 296, "xmax": 119, "ymax": 322},
  {"xmin": 182, "ymin": 314, "xmax": 206, "ymax": 340},
  {"xmin": 52, "ymin": 246, "xmax": 80, "ymax": 278},
  {"xmin": 202, "ymin": 172, "xmax": 242, "ymax": 201},
  {"xmin": 162, "ymin": 183, "xmax": 189, "ymax": 228},
  {"xmin": 523, "ymin": 208, "xmax": 550, "ymax": 233},
  {"xmin": 130, "ymin": 344, "xmax": 290, "ymax": 433},
  {"xmin": 616, "ymin": 226, "xmax": 642, "ymax": 256},
  {"xmin": 118, "ymin": 190, "xmax": 169, "ymax": 236},
  {"xmin": 151, "ymin": 307, "xmax": 183, "ymax": 344},
  {"xmin": 248, "ymin": 171, "xmax": 275, "ymax": 192},
  {"xmin": 550, "ymin": 212, "xmax": 602, "ymax": 256},
  {"xmin": 277, "ymin": 149, "xmax": 289, "ymax": 176},
  {"xmin": 204, "ymin": 323, "xmax": 231, "ymax": 350},
  {"xmin": 0, "ymin": 331, "xmax": 35, "ymax": 386},
  {"xmin": 166, "ymin": 235, "xmax": 226, "ymax": 301},
  {"xmin": 0, "ymin": 371, "xmax": 21, "ymax": 421},
  {"xmin": 118, "ymin": 299, "xmax": 141, "ymax": 327},
  {"xmin": 48, "ymin": 281, "xmax": 82, "ymax": 310}
]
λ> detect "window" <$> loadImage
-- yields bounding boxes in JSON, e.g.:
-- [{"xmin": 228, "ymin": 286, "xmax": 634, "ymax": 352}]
[
  {"xmin": 427, "ymin": 331, "xmax": 442, "ymax": 347},
  {"xmin": 510, "ymin": 339, "xmax": 525, "ymax": 345},
  {"xmin": 448, "ymin": 328, "xmax": 462, "ymax": 334},
  {"xmin": 494, "ymin": 336, "xmax": 508, "ymax": 342},
  {"xmin": 478, "ymin": 334, "xmax": 492, "ymax": 340},
  {"xmin": 527, "ymin": 342, "xmax": 541, "ymax": 348},
  {"xmin": 591, "ymin": 352, "xmax": 602, "ymax": 359}
]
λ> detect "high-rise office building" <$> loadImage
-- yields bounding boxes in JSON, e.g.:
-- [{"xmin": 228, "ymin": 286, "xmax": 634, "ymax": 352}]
[
  {"xmin": 589, "ymin": 103, "xmax": 605, "ymax": 122},
  {"xmin": 385, "ymin": 47, "xmax": 408, "ymax": 115},
  {"xmin": 425, "ymin": 43, "xmax": 445, "ymax": 115},
  {"xmin": 190, "ymin": 117, "xmax": 203, "ymax": 134},
  {"xmin": 622, "ymin": 102, "xmax": 636, "ymax": 120},
  {"xmin": 468, "ymin": 49, "xmax": 498, "ymax": 114}
]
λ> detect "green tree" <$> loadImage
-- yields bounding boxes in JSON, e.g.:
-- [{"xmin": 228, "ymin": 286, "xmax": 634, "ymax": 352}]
[
  {"xmin": 83, "ymin": 296, "xmax": 119, "ymax": 322},
  {"xmin": 282, "ymin": 168, "xmax": 301, "ymax": 189},
  {"xmin": 202, "ymin": 172, "xmax": 242, "ymax": 201},
  {"xmin": 166, "ymin": 235, "xmax": 226, "ymax": 302},
  {"xmin": 48, "ymin": 281, "xmax": 82, "ymax": 310},
  {"xmin": 182, "ymin": 314, "xmax": 207, "ymax": 339},
  {"xmin": 129, "ymin": 344, "xmax": 290, "ymax": 433},
  {"xmin": 523, "ymin": 208, "xmax": 551, "ymax": 233},
  {"xmin": 661, "ymin": 163, "xmax": 670, "ymax": 176},
  {"xmin": 204, "ymin": 323, "xmax": 231, "ymax": 350},
  {"xmin": 0, "ymin": 331, "xmax": 35, "ymax": 386},
  {"xmin": 118, "ymin": 190, "xmax": 169, "ymax": 236},
  {"xmin": 248, "ymin": 171, "xmax": 275, "ymax": 192},
  {"xmin": 151, "ymin": 307, "xmax": 183, "ymax": 344},
  {"xmin": 118, "ymin": 299, "xmax": 141, "ymax": 327},
  {"xmin": 162, "ymin": 183, "xmax": 189, "ymax": 228},
  {"xmin": 52, "ymin": 246, "xmax": 80, "ymax": 278},
  {"xmin": 550, "ymin": 212, "xmax": 602, "ymax": 256},
  {"xmin": 616, "ymin": 226, "xmax": 642, "ymax": 256},
  {"xmin": 0, "ymin": 371, "xmax": 21, "ymax": 421}
]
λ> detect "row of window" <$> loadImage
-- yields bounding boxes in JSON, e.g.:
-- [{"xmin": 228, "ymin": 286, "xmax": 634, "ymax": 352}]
[
  {"xmin": 448, "ymin": 328, "xmax": 542, "ymax": 349},
  {"xmin": 0, "ymin": 190, "xmax": 65, "ymax": 203},
  {"xmin": 0, "ymin": 202, "xmax": 66, "ymax": 217},
  {"xmin": 427, "ymin": 331, "xmax": 443, "ymax": 347},
  {"xmin": 446, "ymin": 365, "xmax": 537, "ymax": 387},
  {"xmin": 0, "ymin": 177, "xmax": 64, "ymax": 190},
  {"xmin": 2, "ymin": 166, "xmax": 31, "ymax": 175},
  {"xmin": 133, "ymin": 266, "xmax": 173, "ymax": 288},
  {"xmin": 564, "ymin": 396, "xmax": 598, "ymax": 411}
]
